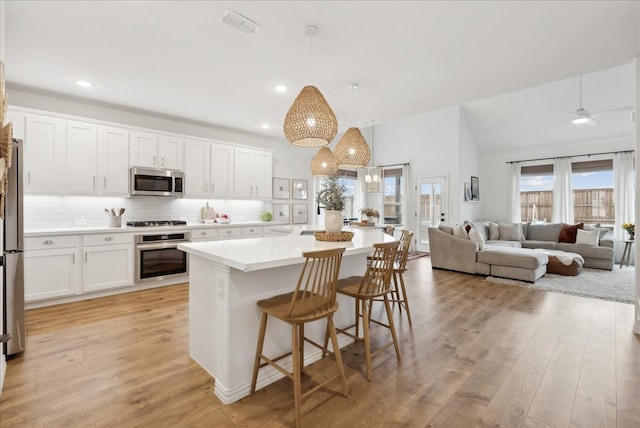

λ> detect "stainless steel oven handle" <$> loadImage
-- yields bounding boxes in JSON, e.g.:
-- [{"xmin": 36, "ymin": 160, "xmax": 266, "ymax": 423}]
[{"xmin": 136, "ymin": 241, "xmax": 187, "ymax": 250}]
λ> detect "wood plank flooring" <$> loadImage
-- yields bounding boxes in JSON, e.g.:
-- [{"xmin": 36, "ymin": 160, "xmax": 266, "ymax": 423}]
[{"xmin": 1, "ymin": 256, "xmax": 638, "ymax": 427}]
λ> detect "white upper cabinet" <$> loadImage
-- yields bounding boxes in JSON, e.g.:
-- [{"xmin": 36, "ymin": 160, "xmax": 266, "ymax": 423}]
[
  {"xmin": 97, "ymin": 126, "xmax": 130, "ymax": 196},
  {"xmin": 25, "ymin": 114, "xmax": 66, "ymax": 195},
  {"xmin": 66, "ymin": 121, "xmax": 98, "ymax": 195},
  {"xmin": 184, "ymin": 140, "xmax": 233, "ymax": 199},
  {"xmin": 234, "ymin": 148, "xmax": 272, "ymax": 199},
  {"xmin": 130, "ymin": 131, "xmax": 183, "ymax": 170}
]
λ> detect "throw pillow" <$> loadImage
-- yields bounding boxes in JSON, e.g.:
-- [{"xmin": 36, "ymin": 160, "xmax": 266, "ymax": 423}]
[
  {"xmin": 465, "ymin": 224, "xmax": 472, "ymax": 233},
  {"xmin": 489, "ymin": 221, "xmax": 500, "ymax": 240},
  {"xmin": 498, "ymin": 223, "xmax": 523, "ymax": 241},
  {"xmin": 468, "ymin": 228, "xmax": 485, "ymax": 250},
  {"xmin": 470, "ymin": 221, "xmax": 489, "ymax": 240},
  {"xmin": 575, "ymin": 228, "xmax": 599, "ymax": 246},
  {"xmin": 453, "ymin": 225, "xmax": 469, "ymax": 239},
  {"xmin": 558, "ymin": 222, "xmax": 584, "ymax": 243}
]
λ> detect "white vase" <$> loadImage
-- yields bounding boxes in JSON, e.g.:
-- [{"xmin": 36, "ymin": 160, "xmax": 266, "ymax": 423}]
[{"xmin": 324, "ymin": 210, "xmax": 343, "ymax": 234}]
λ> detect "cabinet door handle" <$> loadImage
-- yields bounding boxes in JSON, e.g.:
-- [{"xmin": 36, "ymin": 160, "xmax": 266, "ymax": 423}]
[
  {"xmin": 43, "ymin": 240, "xmax": 53, "ymax": 245},
  {"xmin": 72, "ymin": 253, "xmax": 75, "ymax": 263},
  {"xmin": 93, "ymin": 176, "xmax": 96, "ymax": 189},
  {"xmin": 204, "ymin": 182, "xmax": 208, "ymax": 192},
  {"xmin": 153, "ymin": 156, "xmax": 156, "ymax": 165},
  {"xmin": 28, "ymin": 172, "xmax": 31, "ymax": 185},
  {"xmin": 162, "ymin": 157, "xmax": 165, "ymax": 166},
  {"xmin": 226, "ymin": 230, "xmax": 232, "ymax": 234},
  {"xmin": 249, "ymin": 228, "xmax": 254, "ymax": 232},
  {"xmin": 105, "ymin": 236, "xmax": 113, "ymax": 241},
  {"xmin": 200, "ymin": 231, "xmax": 206, "ymax": 236},
  {"xmin": 84, "ymin": 252, "xmax": 88, "ymax": 262},
  {"xmin": 104, "ymin": 177, "xmax": 107, "ymax": 190}
]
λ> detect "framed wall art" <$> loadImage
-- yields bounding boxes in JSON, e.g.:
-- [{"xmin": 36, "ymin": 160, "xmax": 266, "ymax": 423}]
[
  {"xmin": 291, "ymin": 179, "xmax": 308, "ymax": 200},
  {"xmin": 464, "ymin": 182, "xmax": 472, "ymax": 201},
  {"xmin": 292, "ymin": 204, "xmax": 308, "ymax": 224},
  {"xmin": 470, "ymin": 176, "xmax": 480, "ymax": 201},
  {"xmin": 272, "ymin": 178, "xmax": 290, "ymax": 199},
  {"xmin": 273, "ymin": 203, "xmax": 290, "ymax": 223}
]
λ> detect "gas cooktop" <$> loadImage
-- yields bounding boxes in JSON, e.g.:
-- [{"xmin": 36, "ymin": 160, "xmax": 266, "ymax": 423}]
[{"xmin": 126, "ymin": 220, "xmax": 187, "ymax": 227}]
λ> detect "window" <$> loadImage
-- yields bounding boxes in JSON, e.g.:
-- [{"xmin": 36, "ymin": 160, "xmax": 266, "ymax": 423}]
[
  {"xmin": 520, "ymin": 164, "xmax": 554, "ymax": 222},
  {"xmin": 571, "ymin": 160, "xmax": 614, "ymax": 225},
  {"xmin": 338, "ymin": 168, "xmax": 358, "ymax": 220},
  {"xmin": 383, "ymin": 167, "xmax": 404, "ymax": 225}
]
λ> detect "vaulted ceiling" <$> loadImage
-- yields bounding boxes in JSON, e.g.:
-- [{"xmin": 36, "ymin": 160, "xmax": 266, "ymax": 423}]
[{"xmin": 4, "ymin": 1, "xmax": 638, "ymax": 152}]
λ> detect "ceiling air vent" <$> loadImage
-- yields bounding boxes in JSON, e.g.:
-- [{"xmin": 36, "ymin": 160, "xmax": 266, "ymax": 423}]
[{"xmin": 219, "ymin": 10, "xmax": 261, "ymax": 35}]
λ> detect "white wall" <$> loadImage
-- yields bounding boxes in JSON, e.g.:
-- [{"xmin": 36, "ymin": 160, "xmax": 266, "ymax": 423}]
[
  {"xmin": 373, "ymin": 106, "xmax": 461, "ymax": 231},
  {"xmin": 459, "ymin": 108, "xmax": 482, "ymax": 222}
]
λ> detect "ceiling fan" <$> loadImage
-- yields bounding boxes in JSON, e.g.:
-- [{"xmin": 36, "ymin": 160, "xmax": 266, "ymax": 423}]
[{"xmin": 539, "ymin": 75, "xmax": 634, "ymax": 128}]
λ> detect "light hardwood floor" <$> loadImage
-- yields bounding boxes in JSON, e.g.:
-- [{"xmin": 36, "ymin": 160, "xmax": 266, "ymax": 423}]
[{"xmin": 1, "ymin": 256, "xmax": 638, "ymax": 427}]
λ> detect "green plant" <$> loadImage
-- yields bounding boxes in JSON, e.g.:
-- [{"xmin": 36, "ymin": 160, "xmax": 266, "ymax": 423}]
[
  {"xmin": 316, "ymin": 174, "xmax": 346, "ymax": 211},
  {"xmin": 260, "ymin": 211, "xmax": 273, "ymax": 222}
]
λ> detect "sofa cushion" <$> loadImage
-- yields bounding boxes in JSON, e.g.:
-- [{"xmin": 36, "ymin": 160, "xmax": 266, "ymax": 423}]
[
  {"xmin": 499, "ymin": 223, "xmax": 523, "ymax": 241},
  {"xmin": 489, "ymin": 222, "xmax": 500, "ymax": 240},
  {"xmin": 468, "ymin": 221, "xmax": 489, "ymax": 241},
  {"xmin": 556, "ymin": 242, "xmax": 614, "ymax": 260},
  {"xmin": 486, "ymin": 240, "xmax": 522, "ymax": 248},
  {"xmin": 477, "ymin": 247, "xmax": 548, "ymax": 270},
  {"xmin": 468, "ymin": 228, "xmax": 485, "ymax": 250},
  {"xmin": 453, "ymin": 225, "xmax": 469, "ymax": 239},
  {"xmin": 575, "ymin": 228, "xmax": 599, "ymax": 246},
  {"xmin": 522, "ymin": 240, "xmax": 557, "ymax": 250},
  {"xmin": 526, "ymin": 223, "xmax": 562, "ymax": 241},
  {"xmin": 558, "ymin": 223, "xmax": 584, "ymax": 243}
]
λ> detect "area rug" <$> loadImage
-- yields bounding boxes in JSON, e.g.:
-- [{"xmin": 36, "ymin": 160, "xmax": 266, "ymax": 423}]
[{"xmin": 485, "ymin": 267, "xmax": 635, "ymax": 304}]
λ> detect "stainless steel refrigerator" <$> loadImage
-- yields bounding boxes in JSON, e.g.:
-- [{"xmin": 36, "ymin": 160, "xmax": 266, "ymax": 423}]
[{"xmin": 3, "ymin": 138, "xmax": 24, "ymax": 356}]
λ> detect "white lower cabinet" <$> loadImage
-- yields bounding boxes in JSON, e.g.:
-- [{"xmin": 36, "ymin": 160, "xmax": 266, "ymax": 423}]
[
  {"xmin": 82, "ymin": 233, "xmax": 133, "ymax": 292},
  {"xmin": 191, "ymin": 228, "xmax": 219, "ymax": 241},
  {"xmin": 24, "ymin": 236, "xmax": 81, "ymax": 302}
]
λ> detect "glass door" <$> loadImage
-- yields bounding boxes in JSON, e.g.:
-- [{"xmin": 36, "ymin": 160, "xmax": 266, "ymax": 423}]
[{"xmin": 415, "ymin": 176, "xmax": 447, "ymax": 252}]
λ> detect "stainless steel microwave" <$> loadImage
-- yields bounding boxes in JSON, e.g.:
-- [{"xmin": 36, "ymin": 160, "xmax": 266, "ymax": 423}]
[{"xmin": 130, "ymin": 167, "xmax": 184, "ymax": 197}]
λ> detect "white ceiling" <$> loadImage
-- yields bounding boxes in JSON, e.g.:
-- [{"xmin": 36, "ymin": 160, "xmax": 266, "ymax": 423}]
[{"xmin": 4, "ymin": 1, "xmax": 639, "ymax": 152}]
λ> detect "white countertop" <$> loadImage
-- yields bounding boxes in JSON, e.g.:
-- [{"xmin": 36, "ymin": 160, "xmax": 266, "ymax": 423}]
[
  {"xmin": 178, "ymin": 226, "xmax": 395, "ymax": 272},
  {"xmin": 24, "ymin": 221, "xmax": 288, "ymax": 236}
]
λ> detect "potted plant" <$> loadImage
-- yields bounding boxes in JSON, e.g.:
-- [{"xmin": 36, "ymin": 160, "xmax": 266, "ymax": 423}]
[
  {"xmin": 360, "ymin": 208, "xmax": 380, "ymax": 224},
  {"xmin": 316, "ymin": 174, "xmax": 346, "ymax": 233}
]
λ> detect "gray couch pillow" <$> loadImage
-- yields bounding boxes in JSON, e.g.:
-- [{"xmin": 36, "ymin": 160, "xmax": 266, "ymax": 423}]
[
  {"xmin": 469, "ymin": 221, "xmax": 489, "ymax": 241},
  {"xmin": 489, "ymin": 222, "xmax": 500, "ymax": 240},
  {"xmin": 526, "ymin": 223, "xmax": 562, "ymax": 241},
  {"xmin": 498, "ymin": 223, "xmax": 523, "ymax": 241}
]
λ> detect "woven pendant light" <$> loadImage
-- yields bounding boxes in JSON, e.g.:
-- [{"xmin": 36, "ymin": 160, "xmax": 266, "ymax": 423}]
[
  {"xmin": 310, "ymin": 147, "xmax": 338, "ymax": 176},
  {"xmin": 284, "ymin": 85, "xmax": 338, "ymax": 146},
  {"xmin": 334, "ymin": 127, "xmax": 370, "ymax": 167},
  {"xmin": 283, "ymin": 25, "xmax": 338, "ymax": 147},
  {"xmin": 334, "ymin": 83, "xmax": 370, "ymax": 167}
]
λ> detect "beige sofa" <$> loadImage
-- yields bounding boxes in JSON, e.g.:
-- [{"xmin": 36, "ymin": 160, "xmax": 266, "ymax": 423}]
[{"xmin": 429, "ymin": 221, "xmax": 614, "ymax": 281}]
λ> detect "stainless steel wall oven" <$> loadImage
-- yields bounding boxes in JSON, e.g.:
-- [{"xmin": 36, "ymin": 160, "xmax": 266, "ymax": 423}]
[{"xmin": 134, "ymin": 231, "xmax": 190, "ymax": 283}]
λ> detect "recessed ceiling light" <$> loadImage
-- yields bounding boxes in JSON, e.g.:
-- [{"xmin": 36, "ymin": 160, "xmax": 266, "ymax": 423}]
[
  {"xmin": 261, "ymin": 123, "xmax": 271, "ymax": 129},
  {"xmin": 75, "ymin": 80, "xmax": 93, "ymax": 88},
  {"xmin": 274, "ymin": 84, "xmax": 288, "ymax": 93}
]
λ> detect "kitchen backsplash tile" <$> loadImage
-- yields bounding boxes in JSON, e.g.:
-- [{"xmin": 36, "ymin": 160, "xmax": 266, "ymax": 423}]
[{"xmin": 24, "ymin": 196, "xmax": 268, "ymax": 229}]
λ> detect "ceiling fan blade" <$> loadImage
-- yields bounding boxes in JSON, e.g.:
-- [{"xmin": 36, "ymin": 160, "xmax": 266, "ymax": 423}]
[
  {"xmin": 591, "ymin": 106, "xmax": 634, "ymax": 118},
  {"xmin": 584, "ymin": 118, "xmax": 599, "ymax": 127}
]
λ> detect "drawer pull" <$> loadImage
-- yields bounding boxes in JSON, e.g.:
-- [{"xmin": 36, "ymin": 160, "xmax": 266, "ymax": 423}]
[
  {"xmin": 249, "ymin": 228, "xmax": 254, "ymax": 232},
  {"xmin": 104, "ymin": 237, "xmax": 114, "ymax": 241},
  {"xmin": 201, "ymin": 231, "xmax": 206, "ymax": 235},
  {"xmin": 43, "ymin": 240, "xmax": 54, "ymax": 245},
  {"xmin": 226, "ymin": 230, "xmax": 232, "ymax": 234}
]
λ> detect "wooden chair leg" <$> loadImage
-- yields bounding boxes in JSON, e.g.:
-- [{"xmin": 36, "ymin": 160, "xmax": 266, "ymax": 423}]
[
  {"xmin": 327, "ymin": 315, "xmax": 348, "ymax": 396},
  {"xmin": 398, "ymin": 272, "xmax": 412, "ymax": 326},
  {"xmin": 298, "ymin": 323, "xmax": 305, "ymax": 373},
  {"xmin": 392, "ymin": 272, "xmax": 402, "ymax": 312},
  {"xmin": 354, "ymin": 298, "xmax": 360, "ymax": 338},
  {"xmin": 384, "ymin": 294, "xmax": 401, "ymax": 361},
  {"xmin": 292, "ymin": 324, "xmax": 302, "ymax": 427},
  {"xmin": 361, "ymin": 298, "xmax": 373, "ymax": 381},
  {"xmin": 251, "ymin": 312, "xmax": 268, "ymax": 393}
]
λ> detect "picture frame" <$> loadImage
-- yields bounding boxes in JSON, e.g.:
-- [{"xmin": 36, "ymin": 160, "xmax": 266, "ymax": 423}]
[
  {"xmin": 471, "ymin": 176, "xmax": 480, "ymax": 201},
  {"xmin": 272, "ymin": 178, "xmax": 290, "ymax": 199},
  {"xmin": 291, "ymin": 179, "xmax": 308, "ymax": 200},
  {"xmin": 464, "ymin": 182, "xmax": 472, "ymax": 201},
  {"xmin": 273, "ymin": 203, "xmax": 290, "ymax": 223},
  {"xmin": 292, "ymin": 204, "xmax": 308, "ymax": 224}
]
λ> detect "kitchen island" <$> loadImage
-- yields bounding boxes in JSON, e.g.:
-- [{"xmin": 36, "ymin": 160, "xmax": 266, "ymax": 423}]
[{"xmin": 178, "ymin": 226, "xmax": 394, "ymax": 404}]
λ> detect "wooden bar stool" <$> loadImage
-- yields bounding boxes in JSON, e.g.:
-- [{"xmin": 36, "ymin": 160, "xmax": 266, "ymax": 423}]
[
  {"xmin": 250, "ymin": 247, "xmax": 348, "ymax": 428},
  {"xmin": 389, "ymin": 229, "xmax": 414, "ymax": 326},
  {"xmin": 328, "ymin": 241, "xmax": 400, "ymax": 381}
]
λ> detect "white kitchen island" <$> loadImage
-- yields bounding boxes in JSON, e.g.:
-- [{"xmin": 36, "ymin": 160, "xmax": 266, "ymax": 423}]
[{"xmin": 177, "ymin": 226, "xmax": 394, "ymax": 404}]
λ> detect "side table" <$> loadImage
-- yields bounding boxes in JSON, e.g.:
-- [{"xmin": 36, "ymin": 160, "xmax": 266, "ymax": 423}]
[{"xmin": 620, "ymin": 239, "xmax": 634, "ymax": 268}]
